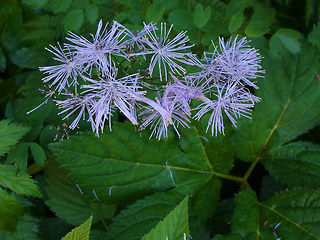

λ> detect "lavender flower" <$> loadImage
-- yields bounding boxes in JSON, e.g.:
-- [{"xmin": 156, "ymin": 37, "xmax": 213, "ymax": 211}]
[
  {"xmin": 39, "ymin": 43, "xmax": 83, "ymax": 93},
  {"xmin": 203, "ymin": 37, "xmax": 264, "ymax": 88},
  {"xmin": 55, "ymin": 93, "xmax": 96, "ymax": 130},
  {"xmin": 123, "ymin": 22, "xmax": 157, "ymax": 50},
  {"xmin": 66, "ymin": 20, "xmax": 127, "ymax": 72},
  {"xmin": 195, "ymin": 83, "xmax": 259, "ymax": 136},
  {"xmin": 139, "ymin": 92, "xmax": 190, "ymax": 139},
  {"xmin": 81, "ymin": 64, "xmax": 144, "ymax": 134},
  {"xmin": 131, "ymin": 22, "xmax": 194, "ymax": 81},
  {"xmin": 34, "ymin": 20, "xmax": 263, "ymax": 140}
]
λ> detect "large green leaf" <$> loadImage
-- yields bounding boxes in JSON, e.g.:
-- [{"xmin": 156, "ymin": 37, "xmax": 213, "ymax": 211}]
[
  {"xmin": 0, "ymin": 120, "xmax": 29, "ymax": 156},
  {"xmin": 62, "ymin": 215, "xmax": 92, "ymax": 240},
  {"xmin": 233, "ymin": 46, "xmax": 320, "ymax": 162},
  {"xmin": 45, "ymin": 161, "xmax": 116, "ymax": 225},
  {"xmin": 216, "ymin": 189, "xmax": 320, "ymax": 239},
  {"xmin": 0, "ymin": 164, "xmax": 42, "ymax": 197},
  {"xmin": 49, "ymin": 122, "xmax": 230, "ymax": 237},
  {"xmin": 265, "ymin": 141, "xmax": 320, "ymax": 188},
  {"xmin": 142, "ymin": 196, "xmax": 189, "ymax": 240}
]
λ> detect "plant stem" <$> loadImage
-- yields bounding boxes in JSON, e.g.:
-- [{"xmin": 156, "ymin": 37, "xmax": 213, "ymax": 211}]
[{"xmin": 214, "ymin": 172, "xmax": 243, "ymax": 183}]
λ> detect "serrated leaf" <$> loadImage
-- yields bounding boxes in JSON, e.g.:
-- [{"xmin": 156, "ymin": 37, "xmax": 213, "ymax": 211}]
[
  {"xmin": 45, "ymin": 161, "xmax": 116, "ymax": 225},
  {"xmin": 233, "ymin": 46, "xmax": 320, "ymax": 162},
  {"xmin": 63, "ymin": 9, "xmax": 84, "ymax": 32},
  {"xmin": 146, "ymin": 2, "xmax": 164, "ymax": 23},
  {"xmin": 107, "ymin": 191, "xmax": 184, "ymax": 240},
  {"xmin": 0, "ymin": 120, "xmax": 29, "ymax": 156},
  {"xmin": 0, "ymin": 188, "xmax": 24, "ymax": 232},
  {"xmin": 308, "ymin": 23, "xmax": 320, "ymax": 51},
  {"xmin": 62, "ymin": 215, "xmax": 92, "ymax": 240},
  {"xmin": 49, "ymin": 122, "xmax": 223, "ymax": 237},
  {"xmin": 0, "ymin": 214, "xmax": 39, "ymax": 239},
  {"xmin": 142, "ymin": 196, "xmax": 189, "ymax": 240},
  {"xmin": 228, "ymin": 10, "xmax": 244, "ymax": 33},
  {"xmin": 193, "ymin": 3, "xmax": 211, "ymax": 28},
  {"xmin": 29, "ymin": 142, "xmax": 46, "ymax": 166},
  {"xmin": 6, "ymin": 142, "xmax": 29, "ymax": 171},
  {"xmin": 0, "ymin": 164, "xmax": 42, "ymax": 197},
  {"xmin": 265, "ymin": 141, "xmax": 320, "ymax": 188},
  {"xmin": 220, "ymin": 188, "xmax": 320, "ymax": 239}
]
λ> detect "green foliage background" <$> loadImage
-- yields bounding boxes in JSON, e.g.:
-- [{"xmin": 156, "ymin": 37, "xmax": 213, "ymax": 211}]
[{"xmin": 1, "ymin": 0, "xmax": 320, "ymax": 239}]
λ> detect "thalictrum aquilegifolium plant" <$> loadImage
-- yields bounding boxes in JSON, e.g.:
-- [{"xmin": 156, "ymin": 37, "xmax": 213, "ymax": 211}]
[{"xmin": 32, "ymin": 20, "xmax": 263, "ymax": 140}]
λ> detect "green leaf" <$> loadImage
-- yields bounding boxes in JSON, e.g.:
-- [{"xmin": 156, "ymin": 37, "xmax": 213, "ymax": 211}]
[
  {"xmin": 146, "ymin": 2, "xmax": 164, "ymax": 23},
  {"xmin": 0, "ymin": 48, "xmax": 6, "ymax": 72},
  {"xmin": 0, "ymin": 188, "xmax": 24, "ymax": 232},
  {"xmin": 228, "ymin": 10, "xmax": 244, "ymax": 33},
  {"xmin": 168, "ymin": 9, "xmax": 195, "ymax": 32},
  {"xmin": 193, "ymin": 3, "xmax": 211, "ymax": 28},
  {"xmin": 114, "ymin": 12, "xmax": 127, "ymax": 23},
  {"xmin": 107, "ymin": 191, "xmax": 184, "ymax": 240},
  {"xmin": 233, "ymin": 46, "xmax": 320, "ymax": 162},
  {"xmin": 265, "ymin": 141, "xmax": 320, "ymax": 188},
  {"xmin": 226, "ymin": 0, "xmax": 250, "ymax": 15},
  {"xmin": 45, "ymin": 161, "xmax": 116, "ymax": 225},
  {"xmin": 0, "ymin": 164, "xmax": 42, "ymax": 197},
  {"xmin": 245, "ymin": 22, "xmax": 270, "ymax": 37},
  {"xmin": 220, "ymin": 188, "xmax": 320, "ymax": 239},
  {"xmin": 61, "ymin": 215, "xmax": 92, "ymax": 240},
  {"xmin": 49, "ymin": 122, "xmax": 223, "ymax": 237},
  {"xmin": 0, "ymin": 120, "xmax": 29, "ymax": 156},
  {"xmin": 270, "ymin": 28, "xmax": 302, "ymax": 55},
  {"xmin": 142, "ymin": 196, "xmax": 189, "ymax": 240},
  {"xmin": 250, "ymin": 7, "xmax": 275, "ymax": 27},
  {"xmin": 50, "ymin": 0, "xmax": 72, "ymax": 13},
  {"xmin": 6, "ymin": 142, "xmax": 29, "ymax": 171},
  {"xmin": 308, "ymin": 23, "xmax": 320, "ymax": 51},
  {"xmin": 63, "ymin": 9, "xmax": 84, "ymax": 32},
  {"xmin": 0, "ymin": 214, "xmax": 39, "ymax": 239},
  {"xmin": 29, "ymin": 142, "xmax": 46, "ymax": 166},
  {"xmin": 85, "ymin": 4, "xmax": 98, "ymax": 25}
]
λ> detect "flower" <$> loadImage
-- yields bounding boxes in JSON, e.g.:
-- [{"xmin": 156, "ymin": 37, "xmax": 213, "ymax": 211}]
[
  {"xmin": 66, "ymin": 20, "xmax": 127, "ymax": 73},
  {"xmin": 139, "ymin": 87, "xmax": 190, "ymax": 140},
  {"xmin": 81, "ymin": 64, "xmax": 144, "ymax": 134},
  {"xmin": 194, "ymin": 82, "xmax": 258, "ymax": 136},
  {"xmin": 205, "ymin": 36, "xmax": 264, "ymax": 88},
  {"xmin": 131, "ymin": 22, "xmax": 194, "ymax": 81},
  {"xmin": 55, "ymin": 93, "xmax": 96, "ymax": 130},
  {"xmin": 39, "ymin": 43, "xmax": 83, "ymax": 93}
]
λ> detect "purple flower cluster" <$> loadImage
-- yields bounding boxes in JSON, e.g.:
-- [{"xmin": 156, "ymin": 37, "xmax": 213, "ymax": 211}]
[{"xmin": 35, "ymin": 20, "xmax": 263, "ymax": 139}]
